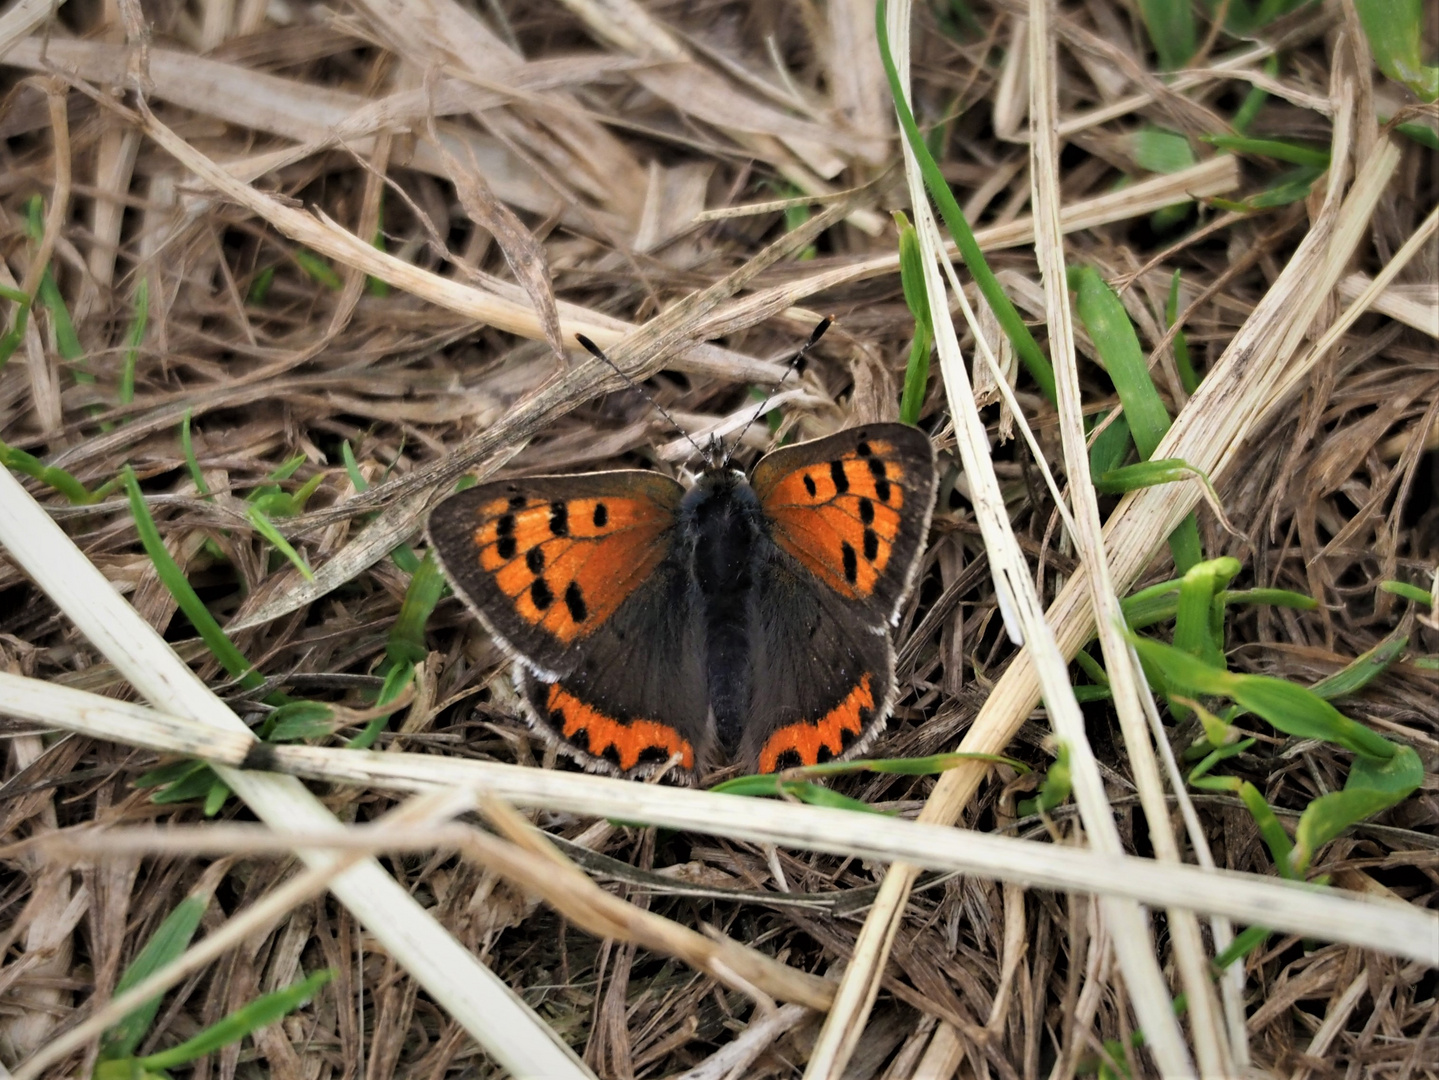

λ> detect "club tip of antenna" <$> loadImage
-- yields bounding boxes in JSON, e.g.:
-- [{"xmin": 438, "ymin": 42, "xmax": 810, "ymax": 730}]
[{"xmin": 575, "ymin": 333, "xmax": 601, "ymax": 357}]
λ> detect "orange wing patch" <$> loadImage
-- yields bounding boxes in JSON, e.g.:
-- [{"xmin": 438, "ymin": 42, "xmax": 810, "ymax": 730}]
[
  {"xmin": 473, "ymin": 494, "xmax": 670, "ymax": 643},
  {"xmin": 545, "ymin": 684, "xmax": 694, "ymax": 772},
  {"xmin": 757, "ymin": 675, "xmax": 875, "ymax": 773},
  {"xmin": 762, "ymin": 439, "xmax": 907, "ymax": 600}
]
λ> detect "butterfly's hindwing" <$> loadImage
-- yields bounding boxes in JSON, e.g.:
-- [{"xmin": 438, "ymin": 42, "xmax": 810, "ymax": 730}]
[{"xmin": 740, "ymin": 550, "xmax": 896, "ymax": 771}]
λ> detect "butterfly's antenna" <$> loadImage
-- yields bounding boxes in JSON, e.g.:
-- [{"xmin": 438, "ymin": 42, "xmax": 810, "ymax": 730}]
[
  {"xmin": 574, "ymin": 334, "xmax": 710, "ymax": 464},
  {"xmin": 720, "ymin": 316, "xmax": 832, "ymax": 468}
]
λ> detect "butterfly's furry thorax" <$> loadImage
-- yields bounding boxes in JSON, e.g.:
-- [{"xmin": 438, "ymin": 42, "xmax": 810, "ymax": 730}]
[{"xmin": 681, "ymin": 468, "xmax": 765, "ymax": 756}]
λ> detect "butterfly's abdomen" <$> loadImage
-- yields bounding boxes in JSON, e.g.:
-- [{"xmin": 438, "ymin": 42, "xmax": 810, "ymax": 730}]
[{"xmin": 685, "ymin": 474, "xmax": 760, "ymax": 755}]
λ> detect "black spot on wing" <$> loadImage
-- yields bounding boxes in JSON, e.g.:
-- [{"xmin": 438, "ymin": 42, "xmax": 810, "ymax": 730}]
[
  {"xmin": 592, "ymin": 502, "xmax": 608, "ymax": 527},
  {"xmin": 858, "ymin": 497, "xmax": 874, "ymax": 524},
  {"xmin": 863, "ymin": 528, "xmax": 879, "ymax": 561},
  {"xmin": 564, "ymin": 581, "xmax": 588, "ymax": 623},
  {"xmin": 496, "ymin": 535, "xmax": 517, "ymax": 560},
  {"xmin": 841, "ymin": 541, "xmax": 858, "ymax": 584},
  {"xmin": 830, "ymin": 460, "xmax": 849, "ymax": 494},
  {"xmin": 875, "ymin": 476, "xmax": 892, "ymax": 503},
  {"xmin": 530, "ymin": 578, "xmax": 553, "ymax": 610},
  {"xmin": 508, "ymin": 495, "xmax": 526, "ymax": 510},
  {"xmin": 774, "ymin": 748, "xmax": 804, "ymax": 770},
  {"xmin": 803, "ymin": 474, "xmax": 817, "ymax": 497},
  {"xmin": 526, "ymin": 547, "xmax": 545, "ymax": 573},
  {"xmin": 856, "ymin": 441, "xmax": 872, "ymax": 457},
  {"xmin": 549, "ymin": 502, "xmax": 569, "ymax": 536}
]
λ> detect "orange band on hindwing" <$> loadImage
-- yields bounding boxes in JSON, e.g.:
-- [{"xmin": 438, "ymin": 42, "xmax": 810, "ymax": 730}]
[
  {"xmin": 757, "ymin": 674, "xmax": 876, "ymax": 773},
  {"xmin": 544, "ymin": 684, "xmax": 694, "ymax": 772}
]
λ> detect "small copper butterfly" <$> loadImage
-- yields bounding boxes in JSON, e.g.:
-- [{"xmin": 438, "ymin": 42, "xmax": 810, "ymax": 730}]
[{"xmin": 427, "ymin": 413, "xmax": 937, "ymax": 783}]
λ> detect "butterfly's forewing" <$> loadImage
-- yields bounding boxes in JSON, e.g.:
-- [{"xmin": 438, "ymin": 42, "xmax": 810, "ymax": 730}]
[
  {"xmin": 428, "ymin": 472, "xmax": 710, "ymax": 779},
  {"xmin": 745, "ymin": 425, "xmax": 938, "ymax": 770}
]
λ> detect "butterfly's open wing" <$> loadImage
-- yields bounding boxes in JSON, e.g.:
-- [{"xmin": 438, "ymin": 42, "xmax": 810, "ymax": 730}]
[
  {"xmin": 743, "ymin": 425, "xmax": 937, "ymax": 770},
  {"xmin": 428, "ymin": 472, "xmax": 709, "ymax": 779}
]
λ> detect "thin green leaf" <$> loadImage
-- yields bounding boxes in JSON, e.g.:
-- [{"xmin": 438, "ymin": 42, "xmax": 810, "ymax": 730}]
[
  {"xmin": 1355, "ymin": 0, "xmax": 1439, "ymax": 100},
  {"xmin": 1309, "ymin": 631, "xmax": 1407, "ymax": 700},
  {"xmin": 1070, "ymin": 264, "xmax": 1202, "ymax": 571},
  {"xmin": 202, "ymin": 776, "xmax": 231, "ymax": 816},
  {"xmin": 293, "ymin": 249, "xmax": 344, "ymax": 289},
  {"xmin": 118, "ymin": 278, "xmax": 149, "ymax": 407},
  {"xmin": 1232, "ymin": 56, "xmax": 1278, "ymax": 134},
  {"xmin": 248, "ymin": 266, "xmax": 275, "ymax": 304},
  {"xmin": 1213, "ymin": 924, "xmax": 1271, "ymax": 970},
  {"xmin": 1213, "ymin": 164, "xmax": 1325, "ymax": 211},
  {"xmin": 99, "ymin": 894, "xmax": 210, "ymax": 1059},
  {"xmin": 895, "ymin": 211, "xmax": 935, "ymax": 425},
  {"xmin": 0, "ymin": 439, "xmax": 99, "ymax": 504},
  {"xmin": 875, "ymin": 0, "xmax": 1057, "ymax": 403},
  {"xmin": 709, "ymin": 775, "xmax": 886, "ymax": 812},
  {"xmin": 1291, "ymin": 746, "xmax": 1423, "ymax": 873},
  {"xmin": 1166, "ymin": 270, "xmax": 1199, "ymax": 394},
  {"xmin": 387, "ymin": 551, "xmax": 447, "ymax": 666},
  {"xmin": 262, "ymin": 700, "xmax": 336, "ymax": 742},
  {"xmin": 180, "ymin": 410, "xmax": 213, "ymax": 499},
  {"xmin": 1379, "ymin": 579, "xmax": 1432, "ymax": 605},
  {"xmin": 1089, "ymin": 412, "xmax": 1133, "ymax": 477},
  {"xmin": 246, "ymin": 504, "xmax": 315, "ymax": 581},
  {"xmin": 345, "ymin": 661, "xmax": 413, "ymax": 750},
  {"xmin": 1238, "ymin": 780, "xmax": 1299, "ymax": 879},
  {"xmin": 1136, "ymin": 0, "xmax": 1196, "ymax": 69},
  {"xmin": 1131, "ymin": 634, "xmax": 1399, "ymax": 760},
  {"xmin": 1202, "ymin": 134, "xmax": 1331, "ymax": 167},
  {"xmin": 1131, "ymin": 128, "xmax": 1197, "ymax": 173},
  {"xmin": 123, "ymin": 467, "xmax": 261, "ymax": 689},
  {"xmin": 138, "ymin": 969, "xmax": 335, "ymax": 1070}
]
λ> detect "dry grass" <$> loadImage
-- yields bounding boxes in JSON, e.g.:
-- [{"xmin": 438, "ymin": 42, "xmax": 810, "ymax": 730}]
[{"xmin": 1, "ymin": 0, "xmax": 1437, "ymax": 1077}]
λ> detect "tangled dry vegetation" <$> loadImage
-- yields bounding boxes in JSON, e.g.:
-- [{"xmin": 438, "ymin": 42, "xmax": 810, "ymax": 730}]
[{"xmin": 1, "ymin": 0, "xmax": 1436, "ymax": 1076}]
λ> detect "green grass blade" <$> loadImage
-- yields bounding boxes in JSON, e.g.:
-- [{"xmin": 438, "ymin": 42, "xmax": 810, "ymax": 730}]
[
  {"xmin": 1238, "ymin": 780, "xmax": 1299, "ymax": 879},
  {"xmin": 0, "ymin": 439, "xmax": 98, "ymax": 504},
  {"xmin": 1202, "ymin": 134, "xmax": 1330, "ymax": 167},
  {"xmin": 1131, "ymin": 634, "xmax": 1399, "ymax": 759},
  {"xmin": 1137, "ymin": 0, "xmax": 1196, "ymax": 69},
  {"xmin": 341, "ymin": 440, "xmax": 422, "ymax": 572},
  {"xmin": 262, "ymin": 700, "xmax": 335, "ymax": 741},
  {"xmin": 180, "ymin": 410, "xmax": 213, "ymax": 499},
  {"xmin": 1232, "ymin": 56, "xmax": 1278, "ymax": 134},
  {"xmin": 1291, "ymin": 745, "xmax": 1422, "ymax": 873},
  {"xmin": 387, "ymin": 551, "xmax": 447, "ymax": 666},
  {"xmin": 895, "ymin": 211, "xmax": 935, "ymax": 425},
  {"xmin": 118, "ymin": 278, "xmax": 149, "ymax": 407},
  {"xmin": 293, "ymin": 249, "xmax": 343, "ymax": 289},
  {"xmin": 99, "ymin": 894, "xmax": 210, "ymax": 1059},
  {"xmin": 1070, "ymin": 265, "xmax": 1202, "ymax": 571},
  {"xmin": 875, "ymin": 0, "xmax": 1057, "ymax": 404},
  {"xmin": 1131, "ymin": 128, "xmax": 1197, "ymax": 173},
  {"xmin": 246, "ymin": 505, "xmax": 315, "ymax": 581},
  {"xmin": 123, "ymin": 467, "xmax": 261, "ymax": 689},
  {"xmin": 1355, "ymin": 0, "xmax": 1439, "ymax": 100},
  {"xmin": 1166, "ymin": 270, "xmax": 1199, "ymax": 393},
  {"xmin": 1309, "ymin": 631, "xmax": 1407, "ymax": 700},
  {"xmin": 1379, "ymin": 579, "xmax": 1432, "ymax": 605},
  {"xmin": 138, "ymin": 968, "xmax": 335, "ymax": 1070}
]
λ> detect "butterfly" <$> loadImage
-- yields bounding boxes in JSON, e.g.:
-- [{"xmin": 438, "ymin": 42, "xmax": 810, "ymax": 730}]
[{"xmin": 427, "ymin": 423, "xmax": 938, "ymax": 783}]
